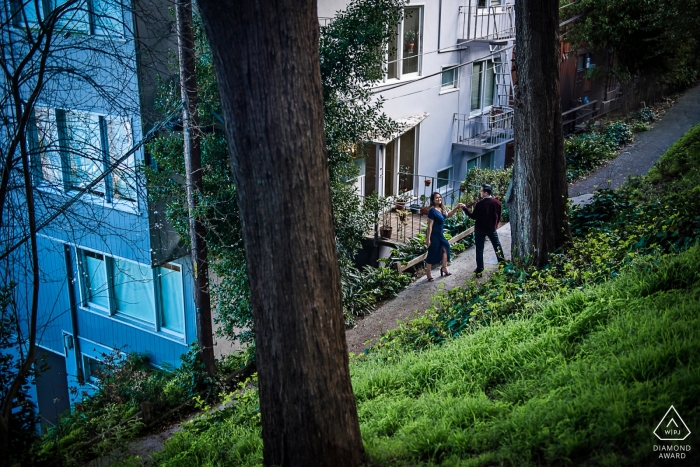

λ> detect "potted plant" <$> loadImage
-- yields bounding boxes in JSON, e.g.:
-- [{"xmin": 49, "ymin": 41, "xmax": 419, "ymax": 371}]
[
  {"xmin": 375, "ymin": 195, "xmax": 392, "ymax": 239},
  {"xmin": 419, "ymin": 194, "xmax": 430, "ymax": 216},
  {"xmin": 404, "ymin": 29, "xmax": 417, "ymax": 53},
  {"xmin": 409, "ymin": 202, "xmax": 421, "ymax": 214},
  {"xmin": 394, "ymin": 191, "xmax": 411, "ymax": 210},
  {"xmin": 424, "ymin": 178, "xmax": 432, "ymax": 187}
]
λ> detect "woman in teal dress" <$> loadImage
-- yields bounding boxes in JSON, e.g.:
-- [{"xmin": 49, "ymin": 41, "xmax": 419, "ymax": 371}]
[{"xmin": 425, "ymin": 192, "xmax": 465, "ymax": 282}]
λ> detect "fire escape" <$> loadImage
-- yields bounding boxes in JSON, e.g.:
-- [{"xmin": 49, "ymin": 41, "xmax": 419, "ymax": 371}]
[{"xmin": 453, "ymin": 1, "xmax": 515, "ymax": 152}]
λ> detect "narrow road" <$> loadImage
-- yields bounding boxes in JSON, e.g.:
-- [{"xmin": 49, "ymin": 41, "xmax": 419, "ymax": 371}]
[{"xmin": 569, "ymin": 84, "xmax": 700, "ymax": 197}]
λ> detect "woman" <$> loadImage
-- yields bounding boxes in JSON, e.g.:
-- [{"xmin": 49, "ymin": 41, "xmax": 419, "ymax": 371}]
[{"xmin": 425, "ymin": 192, "xmax": 464, "ymax": 282}]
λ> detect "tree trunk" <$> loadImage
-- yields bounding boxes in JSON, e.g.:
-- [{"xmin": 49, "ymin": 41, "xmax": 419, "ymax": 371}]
[
  {"xmin": 510, "ymin": 0, "xmax": 571, "ymax": 267},
  {"xmin": 196, "ymin": 1, "xmax": 365, "ymax": 466},
  {"xmin": 176, "ymin": 0, "xmax": 215, "ymax": 375}
]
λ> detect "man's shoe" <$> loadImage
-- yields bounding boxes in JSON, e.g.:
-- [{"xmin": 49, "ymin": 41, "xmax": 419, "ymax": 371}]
[
  {"xmin": 497, "ymin": 257, "xmax": 507, "ymax": 264},
  {"xmin": 473, "ymin": 268, "xmax": 484, "ymax": 275}
]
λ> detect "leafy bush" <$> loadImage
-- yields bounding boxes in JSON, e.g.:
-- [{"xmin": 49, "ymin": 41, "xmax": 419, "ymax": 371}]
[
  {"xmin": 341, "ymin": 259, "xmax": 412, "ymax": 325},
  {"xmin": 36, "ymin": 345, "xmax": 243, "ymax": 466},
  {"xmin": 603, "ymin": 121, "xmax": 634, "ymax": 147},
  {"xmin": 634, "ymin": 107, "xmax": 657, "ymax": 122},
  {"xmin": 630, "ymin": 120, "xmax": 649, "ymax": 132},
  {"xmin": 459, "ymin": 166, "xmax": 512, "ymax": 205},
  {"xmin": 565, "ymin": 131, "xmax": 615, "ymax": 181}
]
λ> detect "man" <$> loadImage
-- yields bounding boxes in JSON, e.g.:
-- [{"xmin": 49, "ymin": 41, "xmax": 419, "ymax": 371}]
[{"xmin": 463, "ymin": 184, "xmax": 506, "ymax": 274}]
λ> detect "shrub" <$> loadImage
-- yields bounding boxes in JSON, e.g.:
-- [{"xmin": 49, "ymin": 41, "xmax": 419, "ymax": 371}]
[
  {"xmin": 341, "ymin": 259, "xmax": 412, "ymax": 325},
  {"xmin": 460, "ymin": 166, "xmax": 512, "ymax": 205},
  {"xmin": 634, "ymin": 107, "xmax": 657, "ymax": 122},
  {"xmin": 565, "ymin": 132, "xmax": 615, "ymax": 181},
  {"xmin": 603, "ymin": 121, "xmax": 634, "ymax": 147}
]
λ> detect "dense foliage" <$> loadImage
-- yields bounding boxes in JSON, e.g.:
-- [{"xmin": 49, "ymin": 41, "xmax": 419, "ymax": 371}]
[
  {"xmin": 36, "ymin": 347, "xmax": 249, "ymax": 466},
  {"xmin": 563, "ymin": 0, "xmax": 700, "ymax": 89},
  {"xmin": 145, "ymin": 0, "xmax": 406, "ymax": 345}
]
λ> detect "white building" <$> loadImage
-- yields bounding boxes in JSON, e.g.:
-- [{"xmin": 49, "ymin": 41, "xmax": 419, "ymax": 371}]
[{"xmin": 319, "ymin": 0, "xmax": 515, "ymax": 204}]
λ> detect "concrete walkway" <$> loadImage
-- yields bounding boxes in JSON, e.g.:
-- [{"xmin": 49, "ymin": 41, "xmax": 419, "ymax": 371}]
[
  {"xmin": 569, "ymin": 84, "xmax": 700, "ymax": 197},
  {"xmin": 345, "ymin": 223, "xmax": 512, "ymax": 354}
]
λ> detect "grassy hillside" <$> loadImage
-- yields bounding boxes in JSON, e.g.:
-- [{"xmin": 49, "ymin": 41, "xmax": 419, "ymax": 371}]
[{"xmin": 355, "ymin": 246, "xmax": 700, "ymax": 465}]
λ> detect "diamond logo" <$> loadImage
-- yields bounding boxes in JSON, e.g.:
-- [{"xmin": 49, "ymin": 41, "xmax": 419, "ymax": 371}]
[{"xmin": 654, "ymin": 406, "xmax": 691, "ymax": 441}]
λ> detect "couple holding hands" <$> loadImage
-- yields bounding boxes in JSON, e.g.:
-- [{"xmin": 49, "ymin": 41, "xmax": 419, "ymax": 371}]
[{"xmin": 425, "ymin": 184, "xmax": 506, "ymax": 282}]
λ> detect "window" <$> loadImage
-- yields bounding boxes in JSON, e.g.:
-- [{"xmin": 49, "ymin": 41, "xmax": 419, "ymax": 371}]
[
  {"xmin": 31, "ymin": 108, "xmax": 62, "ymax": 187},
  {"xmin": 386, "ymin": 6, "xmax": 423, "ymax": 80},
  {"xmin": 478, "ymin": 0, "xmax": 501, "ymax": 7},
  {"xmin": 470, "ymin": 60, "xmax": 496, "ymax": 112},
  {"xmin": 77, "ymin": 249, "xmax": 185, "ymax": 336},
  {"xmin": 59, "ymin": 110, "xmax": 106, "ymax": 195},
  {"xmin": 83, "ymin": 355, "xmax": 106, "ymax": 384},
  {"xmin": 82, "ymin": 250, "xmax": 109, "ymax": 309},
  {"xmin": 436, "ymin": 167, "xmax": 452, "ymax": 190},
  {"xmin": 112, "ymin": 258, "xmax": 155, "ymax": 324},
  {"xmin": 10, "ymin": 0, "xmax": 123, "ymax": 36},
  {"xmin": 157, "ymin": 264, "xmax": 185, "ymax": 334},
  {"xmin": 441, "ymin": 65, "xmax": 458, "ymax": 91},
  {"xmin": 33, "ymin": 107, "xmax": 136, "ymax": 202},
  {"xmin": 466, "ymin": 152, "xmax": 493, "ymax": 173}
]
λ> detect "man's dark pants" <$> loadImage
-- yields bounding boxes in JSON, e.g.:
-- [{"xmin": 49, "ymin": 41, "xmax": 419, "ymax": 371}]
[{"xmin": 474, "ymin": 230, "xmax": 505, "ymax": 271}]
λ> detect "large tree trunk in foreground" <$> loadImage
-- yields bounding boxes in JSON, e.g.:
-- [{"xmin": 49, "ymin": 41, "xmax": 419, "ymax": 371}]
[
  {"xmin": 196, "ymin": 1, "xmax": 365, "ymax": 466},
  {"xmin": 511, "ymin": 0, "xmax": 571, "ymax": 267}
]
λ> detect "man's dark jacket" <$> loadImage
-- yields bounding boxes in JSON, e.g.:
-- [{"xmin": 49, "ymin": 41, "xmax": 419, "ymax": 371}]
[{"xmin": 463, "ymin": 197, "xmax": 501, "ymax": 233}]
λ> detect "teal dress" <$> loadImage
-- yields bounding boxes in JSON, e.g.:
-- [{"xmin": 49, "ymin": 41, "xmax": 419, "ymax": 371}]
[{"xmin": 426, "ymin": 208, "xmax": 450, "ymax": 264}]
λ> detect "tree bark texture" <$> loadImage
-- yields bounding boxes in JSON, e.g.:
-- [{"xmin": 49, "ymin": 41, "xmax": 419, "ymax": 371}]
[
  {"xmin": 176, "ymin": 0, "xmax": 215, "ymax": 375},
  {"xmin": 196, "ymin": 1, "xmax": 365, "ymax": 466},
  {"xmin": 511, "ymin": 0, "xmax": 571, "ymax": 267}
]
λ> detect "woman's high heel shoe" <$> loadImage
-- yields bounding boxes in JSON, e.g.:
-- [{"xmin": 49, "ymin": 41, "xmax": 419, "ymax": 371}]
[{"xmin": 440, "ymin": 267, "xmax": 452, "ymax": 277}]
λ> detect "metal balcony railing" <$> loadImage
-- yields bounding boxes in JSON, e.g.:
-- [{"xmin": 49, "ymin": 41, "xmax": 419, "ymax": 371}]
[
  {"xmin": 358, "ymin": 172, "xmax": 470, "ymax": 244},
  {"xmin": 453, "ymin": 107, "xmax": 514, "ymax": 149},
  {"xmin": 458, "ymin": 2, "xmax": 515, "ymax": 44}
]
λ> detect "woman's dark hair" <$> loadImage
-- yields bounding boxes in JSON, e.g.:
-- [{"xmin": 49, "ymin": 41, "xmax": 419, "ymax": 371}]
[{"xmin": 430, "ymin": 192, "xmax": 446, "ymax": 213}]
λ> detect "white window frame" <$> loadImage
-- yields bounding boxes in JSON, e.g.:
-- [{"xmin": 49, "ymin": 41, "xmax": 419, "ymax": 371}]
[
  {"xmin": 32, "ymin": 106, "xmax": 138, "ymax": 208},
  {"xmin": 10, "ymin": 0, "xmax": 125, "ymax": 38},
  {"xmin": 76, "ymin": 247, "xmax": 186, "ymax": 340},
  {"xmin": 440, "ymin": 64, "xmax": 459, "ymax": 93},
  {"xmin": 384, "ymin": 5, "xmax": 424, "ymax": 82},
  {"xmin": 436, "ymin": 166, "xmax": 452, "ymax": 190},
  {"xmin": 470, "ymin": 59, "xmax": 497, "ymax": 115}
]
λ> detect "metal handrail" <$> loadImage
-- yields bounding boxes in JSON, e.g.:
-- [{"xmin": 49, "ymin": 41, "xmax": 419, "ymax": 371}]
[
  {"xmin": 453, "ymin": 107, "xmax": 515, "ymax": 148},
  {"xmin": 458, "ymin": 2, "xmax": 516, "ymax": 43}
]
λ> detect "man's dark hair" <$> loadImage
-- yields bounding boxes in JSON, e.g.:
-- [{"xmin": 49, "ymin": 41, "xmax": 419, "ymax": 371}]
[{"xmin": 482, "ymin": 184, "xmax": 493, "ymax": 195}]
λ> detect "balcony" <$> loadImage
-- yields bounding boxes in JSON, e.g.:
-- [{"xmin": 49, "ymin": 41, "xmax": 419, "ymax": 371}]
[
  {"xmin": 458, "ymin": 2, "xmax": 515, "ymax": 45},
  {"xmin": 453, "ymin": 107, "xmax": 514, "ymax": 152}
]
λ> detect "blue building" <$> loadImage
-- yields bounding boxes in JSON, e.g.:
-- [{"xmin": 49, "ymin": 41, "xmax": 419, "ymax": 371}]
[{"xmin": 1, "ymin": 0, "xmax": 198, "ymax": 428}]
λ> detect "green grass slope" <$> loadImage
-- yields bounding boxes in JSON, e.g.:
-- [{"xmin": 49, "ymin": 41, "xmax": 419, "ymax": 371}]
[{"xmin": 354, "ymin": 246, "xmax": 700, "ymax": 466}]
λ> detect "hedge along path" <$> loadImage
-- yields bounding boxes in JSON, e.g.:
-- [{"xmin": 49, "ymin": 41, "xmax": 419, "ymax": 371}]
[{"xmin": 345, "ymin": 223, "xmax": 512, "ymax": 355}]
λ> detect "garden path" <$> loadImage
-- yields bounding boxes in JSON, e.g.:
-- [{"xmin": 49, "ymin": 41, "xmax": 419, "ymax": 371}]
[
  {"xmin": 569, "ymin": 83, "xmax": 700, "ymax": 197},
  {"xmin": 345, "ymin": 223, "xmax": 512, "ymax": 354}
]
